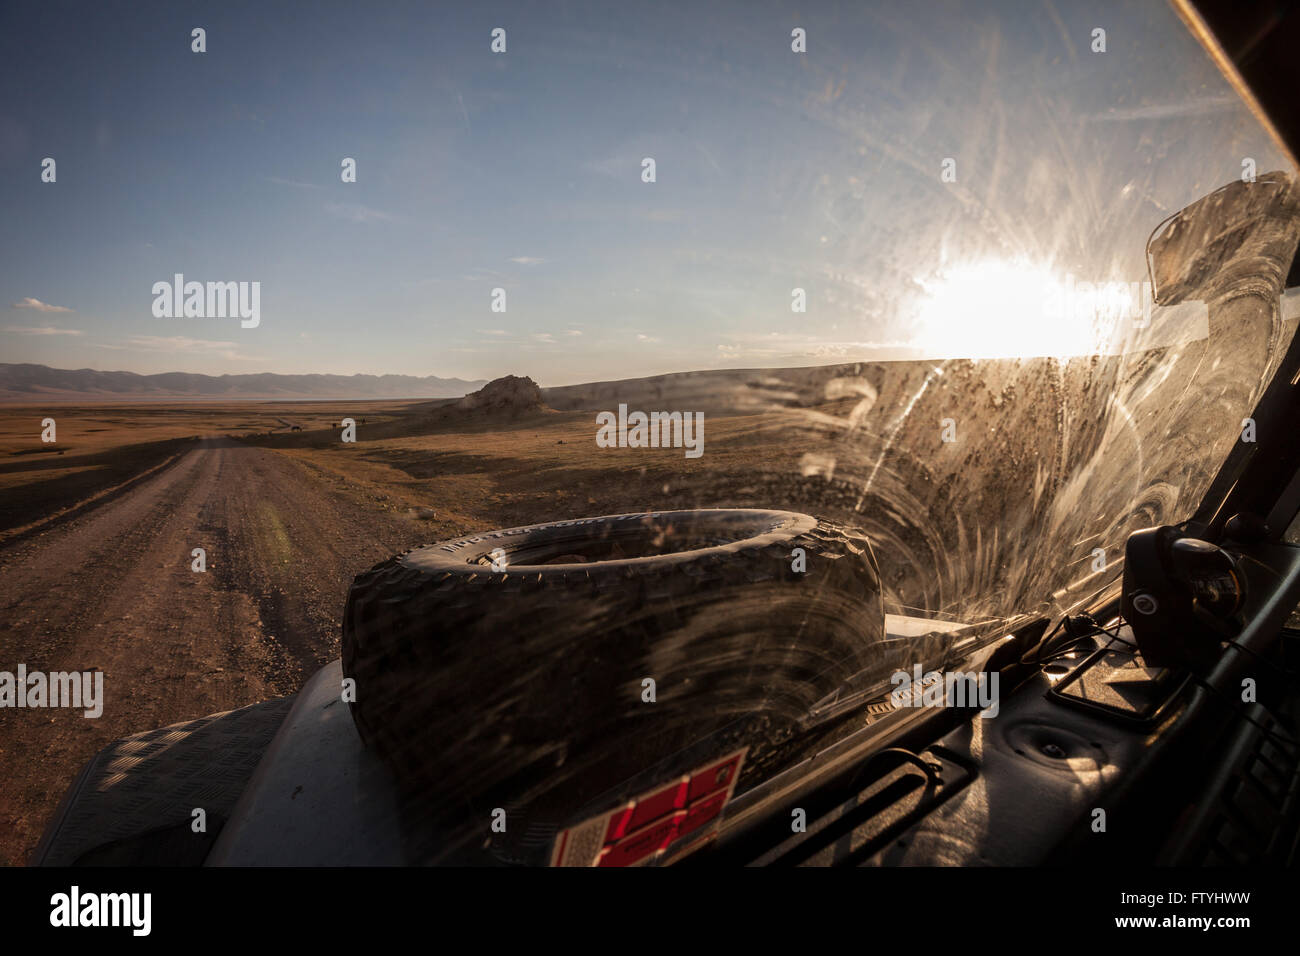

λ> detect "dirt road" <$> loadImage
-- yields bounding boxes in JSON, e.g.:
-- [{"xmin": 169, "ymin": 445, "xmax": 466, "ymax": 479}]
[{"xmin": 0, "ymin": 437, "xmax": 427, "ymax": 865}]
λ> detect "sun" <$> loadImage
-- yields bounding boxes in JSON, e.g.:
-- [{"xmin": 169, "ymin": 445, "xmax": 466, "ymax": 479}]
[{"xmin": 909, "ymin": 259, "xmax": 1134, "ymax": 360}]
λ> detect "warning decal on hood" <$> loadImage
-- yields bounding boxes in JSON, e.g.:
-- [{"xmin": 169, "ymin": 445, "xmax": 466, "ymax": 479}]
[{"xmin": 550, "ymin": 748, "xmax": 747, "ymax": 867}]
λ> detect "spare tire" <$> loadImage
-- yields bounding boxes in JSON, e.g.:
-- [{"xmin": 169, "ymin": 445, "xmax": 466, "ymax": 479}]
[{"xmin": 342, "ymin": 509, "xmax": 884, "ymax": 862}]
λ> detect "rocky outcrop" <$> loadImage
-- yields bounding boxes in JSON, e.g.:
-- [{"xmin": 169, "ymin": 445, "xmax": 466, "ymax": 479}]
[{"xmin": 457, "ymin": 375, "xmax": 545, "ymax": 412}]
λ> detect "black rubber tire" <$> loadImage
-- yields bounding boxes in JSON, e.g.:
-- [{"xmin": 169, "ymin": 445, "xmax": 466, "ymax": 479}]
[{"xmin": 342, "ymin": 508, "xmax": 883, "ymax": 862}]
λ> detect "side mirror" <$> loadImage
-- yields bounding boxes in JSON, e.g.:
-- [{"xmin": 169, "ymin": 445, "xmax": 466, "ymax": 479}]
[
  {"xmin": 1122, "ymin": 526, "xmax": 1244, "ymax": 669},
  {"xmin": 1146, "ymin": 171, "xmax": 1299, "ymax": 306}
]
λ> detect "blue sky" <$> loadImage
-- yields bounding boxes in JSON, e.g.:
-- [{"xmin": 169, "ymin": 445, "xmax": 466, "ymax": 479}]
[{"xmin": 0, "ymin": 0, "xmax": 1289, "ymax": 385}]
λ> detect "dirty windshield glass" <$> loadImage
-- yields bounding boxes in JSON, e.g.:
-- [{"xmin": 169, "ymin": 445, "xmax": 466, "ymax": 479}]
[
  {"xmin": 563, "ymin": 1, "xmax": 1300, "ymax": 630},
  {"xmin": 504, "ymin": 1, "xmax": 1299, "ymax": 635}
]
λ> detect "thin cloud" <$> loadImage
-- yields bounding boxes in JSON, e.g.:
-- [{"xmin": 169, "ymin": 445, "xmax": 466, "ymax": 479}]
[
  {"xmin": 696, "ymin": 142, "xmax": 724, "ymax": 175},
  {"xmin": 533, "ymin": 333, "xmax": 555, "ymax": 343},
  {"xmin": 13, "ymin": 297, "xmax": 73, "ymax": 313},
  {"xmin": 564, "ymin": 329, "xmax": 583, "ymax": 336},
  {"xmin": 119, "ymin": 335, "xmax": 264, "ymax": 361},
  {"xmin": 266, "ymin": 175, "xmax": 322, "ymax": 190},
  {"xmin": 5, "ymin": 325, "xmax": 83, "ymax": 335},
  {"xmin": 324, "ymin": 202, "xmax": 396, "ymax": 223},
  {"xmin": 636, "ymin": 333, "xmax": 660, "ymax": 343},
  {"xmin": 584, "ymin": 154, "xmax": 632, "ymax": 179},
  {"xmin": 509, "ymin": 256, "xmax": 546, "ymax": 265}
]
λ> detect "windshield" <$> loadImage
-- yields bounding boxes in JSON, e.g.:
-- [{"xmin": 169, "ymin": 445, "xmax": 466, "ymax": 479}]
[{"xmin": 521, "ymin": 0, "xmax": 1299, "ymax": 630}]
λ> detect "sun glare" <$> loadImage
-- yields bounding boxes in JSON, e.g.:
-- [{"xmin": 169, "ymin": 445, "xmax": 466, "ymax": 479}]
[{"xmin": 910, "ymin": 260, "xmax": 1135, "ymax": 360}]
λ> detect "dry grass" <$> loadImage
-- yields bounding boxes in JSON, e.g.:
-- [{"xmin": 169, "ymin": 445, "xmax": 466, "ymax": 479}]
[
  {"xmin": 0, "ymin": 401, "xmax": 409, "ymax": 539},
  {"xmin": 262, "ymin": 406, "xmax": 825, "ymax": 540}
]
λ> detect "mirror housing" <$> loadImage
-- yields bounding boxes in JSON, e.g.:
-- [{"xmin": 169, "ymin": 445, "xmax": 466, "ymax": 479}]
[{"xmin": 1147, "ymin": 171, "xmax": 1299, "ymax": 306}]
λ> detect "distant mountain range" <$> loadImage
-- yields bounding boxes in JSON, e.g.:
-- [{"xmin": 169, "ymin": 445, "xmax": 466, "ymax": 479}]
[{"xmin": 0, "ymin": 364, "xmax": 486, "ymax": 401}]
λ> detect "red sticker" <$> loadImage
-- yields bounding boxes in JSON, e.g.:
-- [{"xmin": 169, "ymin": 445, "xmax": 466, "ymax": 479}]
[
  {"xmin": 627, "ymin": 776, "xmax": 689, "ymax": 832},
  {"xmin": 550, "ymin": 748, "xmax": 747, "ymax": 867},
  {"xmin": 689, "ymin": 752, "xmax": 743, "ymax": 802},
  {"xmin": 598, "ymin": 814, "xmax": 681, "ymax": 867}
]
